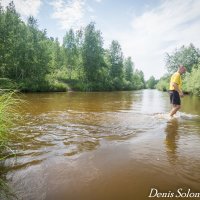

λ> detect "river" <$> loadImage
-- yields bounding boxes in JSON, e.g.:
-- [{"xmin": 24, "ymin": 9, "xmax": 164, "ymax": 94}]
[{"xmin": 1, "ymin": 89, "xmax": 200, "ymax": 200}]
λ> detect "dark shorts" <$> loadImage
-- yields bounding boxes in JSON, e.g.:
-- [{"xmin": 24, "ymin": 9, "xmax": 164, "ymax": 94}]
[{"xmin": 169, "ymin": 90, "xmax": 181, "ymax": 105}]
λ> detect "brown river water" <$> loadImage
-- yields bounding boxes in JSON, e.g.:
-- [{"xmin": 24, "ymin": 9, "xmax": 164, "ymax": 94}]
[{"xmin": 1, "ymin": 89, "xmax": 200, "ymax": 200}]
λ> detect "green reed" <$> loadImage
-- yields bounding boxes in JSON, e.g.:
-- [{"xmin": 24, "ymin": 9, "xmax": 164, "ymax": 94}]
[
  {"xmin": 0, "ymin": 92, "xmax": 19, "ymax": 157},
  {"xmin": 0, "ymin": 92, "xmax": 22, "ymax": 200}
]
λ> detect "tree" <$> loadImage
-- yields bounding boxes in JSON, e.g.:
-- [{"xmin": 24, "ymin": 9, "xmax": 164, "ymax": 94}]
[
  {"xmin": 82, "ymin": 22, "xmax": 104, "ymax": 83},
  {"xmin": 109, "ymin": 40, "xmax": 124, "ymax": 80},
  {"xmin": 63, "ymin": 29, "xmax": 77, "ymax": 79},
  {"xmin": 0, "ymin": 2, "xmax": 145, "ymax": 92},
  {"xmin": 183, "ymin": 64, "xmax": 200, "ymax": 96},
  {"xmin": 11, "ymin": 16, "xmax": 51, "ymax": 91},
  {"xmin": 49, "ymin": 38, "xmax": 64, "ymax": 70},
  {"xmin": 156, "ymin": 74, "xmax": 170, "ymax": 91},
  {"xmin": 165, "ymin": 44, "xmax": 200, "ymax": 73},
  {"xmin": 124, "ymin": 57, "xmax": 134, "ymax": 82},
  {"xmin": 0, "ymin": 1, "xmax": 24, "ymax": 79},
  {"xmin": 146, "ymin": 76, "xmax": 157, "ymax": 89},
  {"xmin": 133, "ymin": 69, "xmax": 145, "ymax": 89}
]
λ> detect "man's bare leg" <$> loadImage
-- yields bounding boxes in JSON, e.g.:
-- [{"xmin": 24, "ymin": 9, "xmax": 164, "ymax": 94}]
[{"xmin": 170, "ymin": 105, "xmax": 181, "ymax": 117}]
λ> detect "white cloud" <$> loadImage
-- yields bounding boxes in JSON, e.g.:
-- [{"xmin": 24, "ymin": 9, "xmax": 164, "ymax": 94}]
[
  {"xmin": 1, "ymin": 0, "xmax": 42, "ymax": 17},
  {"xmin": 94, "ymin": 0, "xmax": 102, "ymax": 2},
  {"xmin": 50, "ymin": 0, "xmax": 85, "ymax": 30},
  {"xmin": 108, "ymin": 0, "xmax": 200, "ymax": 79}
]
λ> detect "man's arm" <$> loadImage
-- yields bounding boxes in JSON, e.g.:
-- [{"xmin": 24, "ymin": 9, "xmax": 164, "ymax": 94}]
[{"xmin": 172, "ymin": 82, "xmax": 184, "ymax": 97}]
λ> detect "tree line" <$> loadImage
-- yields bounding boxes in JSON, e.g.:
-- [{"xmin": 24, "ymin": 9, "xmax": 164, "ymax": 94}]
[{"xmin": 0, "ymin": 2, "xmax": 145, "ymax": 92}]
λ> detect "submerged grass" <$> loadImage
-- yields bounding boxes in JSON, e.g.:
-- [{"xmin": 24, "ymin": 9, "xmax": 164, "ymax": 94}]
[{"xmin": 0, "ymin": 178, "xmax": 17, "ymax": 200}]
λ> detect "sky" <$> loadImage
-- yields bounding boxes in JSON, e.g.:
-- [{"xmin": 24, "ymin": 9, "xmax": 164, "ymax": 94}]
[{"xmin": 1, "ymin": 0, "xmax": 200, "ymax": 80}]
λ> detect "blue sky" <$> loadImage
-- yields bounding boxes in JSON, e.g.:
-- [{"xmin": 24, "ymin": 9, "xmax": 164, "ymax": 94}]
[{"xmin": 1, "ymin": 0, "xmax": 200, "ymax": 80}]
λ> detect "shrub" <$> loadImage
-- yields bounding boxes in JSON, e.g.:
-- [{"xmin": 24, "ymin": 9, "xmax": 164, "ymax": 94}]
[
  {"xmin": 0, "ymin": 78, "xmax": 17, "ymax": 90},
  {"xmin": 184, "ymin": 65, "xmax": 200, "ymax": 96}
]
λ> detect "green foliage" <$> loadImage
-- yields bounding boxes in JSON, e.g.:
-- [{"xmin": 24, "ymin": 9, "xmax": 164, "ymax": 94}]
[
  {"xmin": 156, "ymin": 75, "xmax": 170, "ymax": 91},
  {"xmin": 0, "ymin": 2, "xmax": 146, "ymax": 92},
  {"xmin": 0, "ymin": 3, "xmax": 50, "ymax": 91},
  {"xmin": 0, "ymin": 78, "xmax": 17, "ymax": 89},
  {"xmin": 23, "ymin": 17, "xmax": 50, "ymax": 85},
  {"xmin": 146, "ymin": 76, "xmax": 158, "ymax": 89},
  {"xmin": 0, "ymin": 92, "xmax": 21, "ymax": 159},
  {"xmin": 183, "ymin": 65, "xmax": 200, "ymax": 96},
  {"xmin": 123, "ymin": 80, "xmax": 134, "ymax": 90},
  {"xmin": 0, "ymin": 91, "xmax": 20, "ymax": 199},
  {"xmin": 45, "ymin": 74, "xmax": 68, "ymax": 92},
  {"xmin": 109, "ymin": 40, "xmax": 124, "ymax": 81},
  {"xmin": 181, "ymin": 72, "xmax": 190, "ymax": 93},
  {"xmin": 63, "ymin": 29, "xmax": 78, "ymax": 79},
  {"xmin": 49, "ymin": 38, "xmax": 64, "ymax": 72},
  {"xmin": 133, "ymin": 70, "xmax": 145, "ymax": 89},
  {"xmin": 82, "ymin": 22, "xmax": 104, "ymax": 82},
  {"xmin": 165, "ymin": 44, "xmax": 200, "ymax": 73},
  {"xmin": 124, "ymin": 57, "xmax": 134, "ymax": 82},
  {"xmin": 0, "ymin": 1, "xmax": 25, "ymax": 79}
]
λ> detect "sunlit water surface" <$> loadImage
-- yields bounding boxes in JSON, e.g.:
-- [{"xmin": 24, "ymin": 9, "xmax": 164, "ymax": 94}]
[{"xmin": 1, "ymin": 90, "xmax": 200, "ymax": 200}]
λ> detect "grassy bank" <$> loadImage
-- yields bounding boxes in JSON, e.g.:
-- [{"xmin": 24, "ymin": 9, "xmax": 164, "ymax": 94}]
[
  {"xmin": 0, "ymin": 92, "xmax": 21, "ymax": 200},
  {"xmin": 0, "ymin": 92, "xmax": 19, "ymax": 153},
  {"xmin": 0, "ymin": 77, "xmax": 68, "ymax": 92}
]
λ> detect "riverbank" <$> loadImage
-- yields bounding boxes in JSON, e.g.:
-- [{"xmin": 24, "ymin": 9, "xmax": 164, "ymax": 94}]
[{"xmin": 0, "ymin": 77, "xmax": 145, "ymax": 93}]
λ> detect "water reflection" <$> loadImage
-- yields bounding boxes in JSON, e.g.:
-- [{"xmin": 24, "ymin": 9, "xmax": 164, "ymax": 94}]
[
  {"xmin": 140, "ymin": 90, "xmax": 169, "ymax": 114},
  {"xmin": 181, "ymin": 95, "xmax": 200, "ymax": 115},
  {"xmin": 164, "ymin": 118, "xmax": 179, "ymax": 164},
  {"xmin": 20, "ymin": 91, "xmax": 137, "ymax": 114}
]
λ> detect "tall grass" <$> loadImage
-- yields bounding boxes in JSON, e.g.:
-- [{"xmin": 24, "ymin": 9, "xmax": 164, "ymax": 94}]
[
  {"xmin": 0, "ymin": 92, "xmax": 20, "ymax": 157},
  {"xmin": 0, "ymin": 92, "xmax": 21, "ymax": 200}
]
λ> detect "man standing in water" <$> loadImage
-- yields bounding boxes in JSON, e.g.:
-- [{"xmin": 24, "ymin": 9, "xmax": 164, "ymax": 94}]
[{"xmin": 169, "ymin": 65, "xmax": 187, "ymax": 117}]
